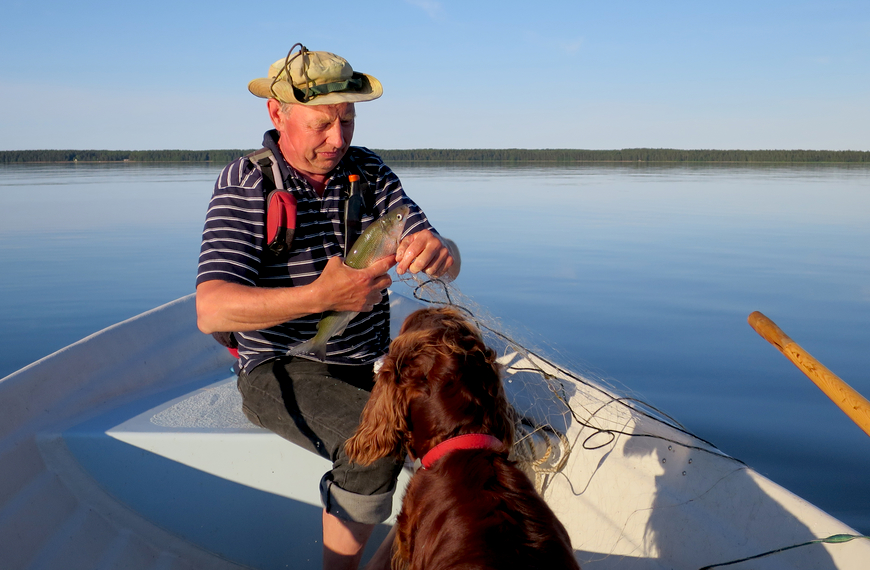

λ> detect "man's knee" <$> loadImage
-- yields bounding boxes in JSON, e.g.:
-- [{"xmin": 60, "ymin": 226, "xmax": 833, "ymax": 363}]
[{"xmin": 321, "ymin": 475, "xmax": 397, "ymax": 525}]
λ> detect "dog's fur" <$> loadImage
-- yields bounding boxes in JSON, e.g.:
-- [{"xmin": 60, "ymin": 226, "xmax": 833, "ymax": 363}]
[{"xmin": 346, "ymin": 307, "xmax": 580, "ymax": 570}]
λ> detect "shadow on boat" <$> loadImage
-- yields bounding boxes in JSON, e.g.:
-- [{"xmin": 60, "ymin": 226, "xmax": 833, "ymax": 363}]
[
  {"xmin": 63, "ymin": 435, "xmax": 327, "ymax": 568},
  {"xmin": 621, "ymin": 433, "xmax": 837, "ymax": 569},
  {"xmin": 43, "ymin": 376, "xmax": 396, "ymax": 570}
]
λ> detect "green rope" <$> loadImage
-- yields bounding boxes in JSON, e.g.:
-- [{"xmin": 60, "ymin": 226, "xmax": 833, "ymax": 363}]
[{"xmin": 699, "ymin": 534, "xmax": 870, "ymax": 569}]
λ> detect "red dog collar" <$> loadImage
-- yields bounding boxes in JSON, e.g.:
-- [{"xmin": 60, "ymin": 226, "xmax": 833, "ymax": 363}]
[{"xmin": 420, "ymin": 434, "xmax": 504, "ymax": 469}]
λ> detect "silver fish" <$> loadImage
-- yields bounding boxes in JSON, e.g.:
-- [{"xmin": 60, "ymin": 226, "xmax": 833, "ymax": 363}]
[{"xmin": 288, "ymin": 205, "xmax": 410, "ymax": 360}]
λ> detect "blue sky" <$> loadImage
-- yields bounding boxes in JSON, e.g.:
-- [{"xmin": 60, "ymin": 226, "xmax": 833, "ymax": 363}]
[{"xmin": 1, "ymin": 0, "xmax": 868, "ymax": 151}]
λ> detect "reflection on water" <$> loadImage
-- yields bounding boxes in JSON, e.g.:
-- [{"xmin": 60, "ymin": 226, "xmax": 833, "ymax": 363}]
[{"xmin": 1, "ymin": 161, "xmax": 868, "ymax": 532}]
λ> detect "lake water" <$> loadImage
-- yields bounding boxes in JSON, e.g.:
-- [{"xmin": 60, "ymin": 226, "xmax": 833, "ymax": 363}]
[{"xmin": 1, "ymin": 161, "xmax": 868, "ymax": 533}]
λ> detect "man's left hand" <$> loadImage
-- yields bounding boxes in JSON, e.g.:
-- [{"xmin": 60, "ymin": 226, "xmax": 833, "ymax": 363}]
[{"xmin": 395, "ymin": 230, "xmax": 460, "ymax": 280}]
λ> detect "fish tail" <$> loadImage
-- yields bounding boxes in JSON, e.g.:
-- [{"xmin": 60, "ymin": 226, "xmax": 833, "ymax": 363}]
[
  {"xmin": 287, "ymin": 337, "xmax": 328, "ymax": 360},
  {"xmin": 287, "ymin": 311, "xmax": 354, "ymax": 361}
]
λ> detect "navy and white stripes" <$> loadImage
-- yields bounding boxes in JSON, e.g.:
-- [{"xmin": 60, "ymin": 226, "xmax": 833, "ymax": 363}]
[{"xmin": 197, "ymin": 139, "xmax": 434, "ymax": 374}]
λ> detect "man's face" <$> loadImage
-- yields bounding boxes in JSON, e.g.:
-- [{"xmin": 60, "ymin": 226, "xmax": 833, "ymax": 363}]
[{"xmin": 271, "ymin": 101, "xmax": 356, "ymax": 181}]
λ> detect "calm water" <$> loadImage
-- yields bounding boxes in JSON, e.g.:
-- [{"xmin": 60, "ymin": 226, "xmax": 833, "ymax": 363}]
[{"xmin": 1, "ymin": 161, "xmax": 868, "ymax": 532}]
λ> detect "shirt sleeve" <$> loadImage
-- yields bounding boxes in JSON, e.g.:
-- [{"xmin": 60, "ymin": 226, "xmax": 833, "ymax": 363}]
[{"xmin": 196, "ymin": 158, "xmax": 267, "ymax": 287}]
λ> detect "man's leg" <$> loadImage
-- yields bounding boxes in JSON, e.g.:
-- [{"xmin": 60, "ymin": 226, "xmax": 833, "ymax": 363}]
[
  {"xmin": 322, "ymin": 510, "xmax": 375, "ymax": 570},
  {"xmin": 238, "ymin": 358, "xmax": 402, "ymax": 570}
]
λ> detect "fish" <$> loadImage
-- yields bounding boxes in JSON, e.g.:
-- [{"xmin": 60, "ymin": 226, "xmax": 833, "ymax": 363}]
[{"xmin": 288, "ymin": 204, "xmax": 410, "ymax": 360}]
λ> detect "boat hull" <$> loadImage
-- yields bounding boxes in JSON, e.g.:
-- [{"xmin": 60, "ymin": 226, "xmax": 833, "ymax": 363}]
[{"xmin": 1, "ymin": 293, "xmax": 867, "ymax": 569}]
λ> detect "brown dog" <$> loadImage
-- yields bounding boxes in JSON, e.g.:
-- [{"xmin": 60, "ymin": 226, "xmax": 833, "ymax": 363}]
[{"xmin": 346, "ymin": 307, "xmax": 580, "ymax": 570}]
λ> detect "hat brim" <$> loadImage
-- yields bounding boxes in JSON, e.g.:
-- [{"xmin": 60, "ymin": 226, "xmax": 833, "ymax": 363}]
[{"xmin": 248, "ymin": 72, "xmax": 382, "ymax": 105}]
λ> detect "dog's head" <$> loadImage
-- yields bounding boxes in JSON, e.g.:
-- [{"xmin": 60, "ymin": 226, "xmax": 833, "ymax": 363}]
[{"xmin": 346, "ymin": 307, "xmax": 515, "ymax": 465}]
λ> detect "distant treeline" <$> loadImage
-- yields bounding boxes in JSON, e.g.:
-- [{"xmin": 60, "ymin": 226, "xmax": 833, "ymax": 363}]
[
  {"xmin": 2, "ymin": 148, "xmax": 869, "ymax": 164},
  {"xmin": 0, "ymin": 149, "xmax": 253, "ymax": 164},
  {"xmin": 373, "ymin": 148, "xmax": 870, "ymax": 163}
]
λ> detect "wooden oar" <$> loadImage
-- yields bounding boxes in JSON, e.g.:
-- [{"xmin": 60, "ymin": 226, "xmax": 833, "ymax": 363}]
[{"xmin": 748, "ymin": 311, "xmax": 870, "ymax": 437}]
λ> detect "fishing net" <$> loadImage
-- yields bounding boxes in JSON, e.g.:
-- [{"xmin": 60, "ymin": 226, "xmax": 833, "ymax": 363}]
[
  {"xmin": 389, "ymin": 274, "xmax": 870, "ymax": 568},
  {"xmin": 389, "ymin": 274, "xmax": 731, "ymax": 493}
]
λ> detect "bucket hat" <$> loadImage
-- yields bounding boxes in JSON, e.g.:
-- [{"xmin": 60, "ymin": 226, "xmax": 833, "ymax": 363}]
[{"xmin": 248, "ymin": 44, "xmax": 382, "ymax": 105}]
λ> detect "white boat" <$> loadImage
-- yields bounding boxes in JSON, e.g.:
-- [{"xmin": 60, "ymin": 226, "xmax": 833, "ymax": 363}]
[{"xmin": 1, "ymin": 291, "xmax": 867, "ymax": 569}]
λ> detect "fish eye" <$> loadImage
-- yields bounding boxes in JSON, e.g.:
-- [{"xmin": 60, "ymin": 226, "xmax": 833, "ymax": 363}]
[{"xmin": 396, "ymin": 213, "xmax": 404, "ymax": 221}]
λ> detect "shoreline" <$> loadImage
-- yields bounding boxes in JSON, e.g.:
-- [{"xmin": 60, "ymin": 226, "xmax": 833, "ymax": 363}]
[{"xmin": 3, "ymin": 148, "xmax": 870, "ymax": 164}]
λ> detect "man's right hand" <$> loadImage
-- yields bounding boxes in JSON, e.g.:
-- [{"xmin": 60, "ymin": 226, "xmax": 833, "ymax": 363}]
[{"xmin": 316, "ymin": 255, "xmax": 396, "ymax": 313}]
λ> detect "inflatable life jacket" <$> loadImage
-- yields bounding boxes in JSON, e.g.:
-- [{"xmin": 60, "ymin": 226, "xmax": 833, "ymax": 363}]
[
  {"xmin": 247, "ymin": 147, "xmax": 369, "ymax": 257},
  {"xmin": 211, "ymin": 148, "xmax": 370, "ymax": 362}
]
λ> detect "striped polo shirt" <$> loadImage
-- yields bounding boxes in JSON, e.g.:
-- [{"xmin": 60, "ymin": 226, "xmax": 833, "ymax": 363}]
[{"xmin": 196, "ymin": 130, "xmax": 435, "ymax": 374}]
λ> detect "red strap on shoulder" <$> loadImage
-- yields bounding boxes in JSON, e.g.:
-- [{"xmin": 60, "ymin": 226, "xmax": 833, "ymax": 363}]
[
  {"xmin": 420, "ymin": 434, "xmax": 504, "ymax": 469},
  {"xmin": 266, "ymin": 190, "xmax": 297, "ymax": 252}
]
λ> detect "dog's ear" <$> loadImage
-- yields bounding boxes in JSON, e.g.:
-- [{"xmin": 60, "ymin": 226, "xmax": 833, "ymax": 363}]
[
  {"xmin": 478, "ymin": 345, "xmax": 517, "ymax": 448},
  {"xmin": 345, "ymin": 362, "xmax": 409, "ymax": 465}
]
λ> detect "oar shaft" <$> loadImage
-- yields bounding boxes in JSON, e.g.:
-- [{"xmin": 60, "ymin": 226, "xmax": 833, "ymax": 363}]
[{"xmin": 748, "ymin": 311, "xmax": 870, "ymax": 437}]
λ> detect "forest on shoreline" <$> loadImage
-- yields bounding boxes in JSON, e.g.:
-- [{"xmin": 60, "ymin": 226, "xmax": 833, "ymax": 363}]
[{"xmin": 2, "ymin": 148, "xmax": 869, "ymax": 164}]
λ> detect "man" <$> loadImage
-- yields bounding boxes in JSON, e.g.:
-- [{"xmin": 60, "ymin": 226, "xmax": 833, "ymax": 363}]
[{"xmin": 195, "ymin": 45, "xmax": 460, "ymax": 570}]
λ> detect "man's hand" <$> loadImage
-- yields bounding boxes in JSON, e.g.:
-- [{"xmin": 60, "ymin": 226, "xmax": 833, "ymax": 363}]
[
  {"xmin": 317, "ymin": 255, "xmax": 396, "ymax": 313},
  {"xmin": 395, "ymin": 230, "xmax": 460, "ymax": 280}
]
